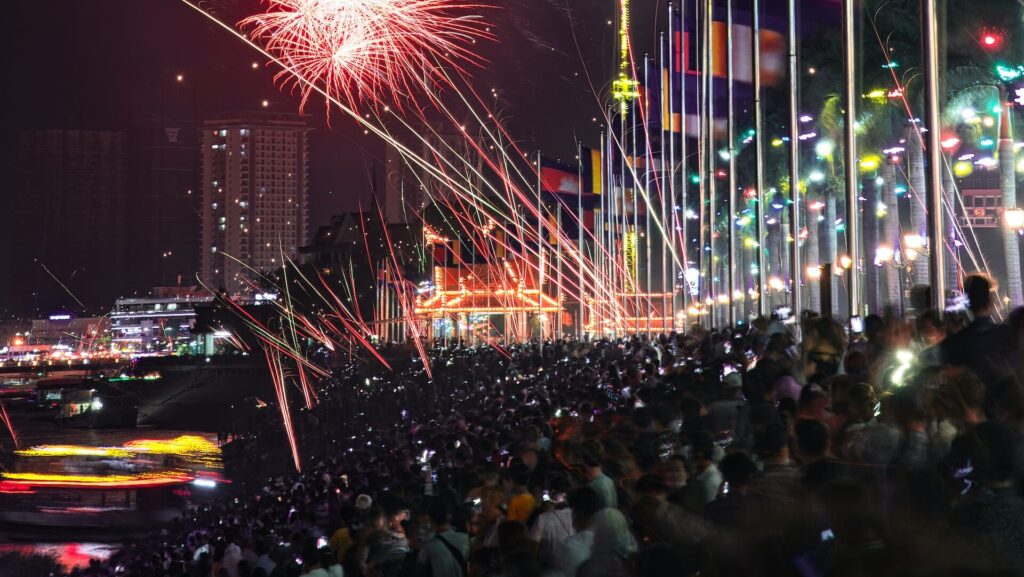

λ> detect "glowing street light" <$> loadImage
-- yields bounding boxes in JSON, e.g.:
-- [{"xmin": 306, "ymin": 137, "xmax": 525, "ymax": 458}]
[
  {"xmin": 875, "ymin": 245, "xmax": 895, "ymax": 265},
  {"xmin": 806, "ymin": 265, "xmax": 823, "ymax": 280},
  {"xmin": 839, "ymin": 255, "xmax": 854, "ymax": 269},
  {"xmin": 768, "ymin": 276, "xmax": 786, "ymax": 291},
  {"xmin": 904, "ymin": 233, "xmax": 926, "ymax": 251},
  {"xmin": 1005, "ymin": 207, "xmax": 1024, "ymax": 230}
]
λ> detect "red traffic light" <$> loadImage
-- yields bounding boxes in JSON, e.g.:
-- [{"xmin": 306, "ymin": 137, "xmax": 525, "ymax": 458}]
[{"xmin": 980, "ymin": 28, "xmax": 1005, "ymax": 51}]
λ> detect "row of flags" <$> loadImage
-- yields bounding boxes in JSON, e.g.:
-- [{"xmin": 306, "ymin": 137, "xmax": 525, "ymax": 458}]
[{"xmin": 431, "ymin": 9, "xmax": 788, "ymax": 264}]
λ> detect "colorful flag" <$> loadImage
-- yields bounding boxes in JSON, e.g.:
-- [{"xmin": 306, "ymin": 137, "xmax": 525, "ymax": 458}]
[
  {"xmin": 580, "ymin": 146, "xmax": 603, "ymax": 195},
  {"xmin": 540, "ymin": 158, "xmax": 580, "ymax": 195}
]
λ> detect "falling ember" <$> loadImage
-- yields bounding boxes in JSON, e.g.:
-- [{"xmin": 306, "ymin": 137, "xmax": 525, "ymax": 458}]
[{"xmin": 239, "ymin": 0, "xmax": 492, "ymax": 114}]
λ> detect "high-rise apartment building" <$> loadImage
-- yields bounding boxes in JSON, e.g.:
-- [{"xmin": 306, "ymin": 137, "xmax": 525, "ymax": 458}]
[{"xmin": 200, "ymin": 113, "xmax": 309, "ymax": 293}]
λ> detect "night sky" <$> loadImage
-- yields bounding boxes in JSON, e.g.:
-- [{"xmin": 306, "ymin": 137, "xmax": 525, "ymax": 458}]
[
  {"xmin": 1, "ymin": 0, "xmax": 813, "ymax": 317},
  {"xmin": 1, "ymin": 0, "xmax": 638, "ymax": 216}
]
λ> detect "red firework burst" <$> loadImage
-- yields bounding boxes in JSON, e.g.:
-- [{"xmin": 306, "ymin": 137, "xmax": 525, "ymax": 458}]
[{"xmin": 240, "ymin": 0, "xmax": 491, "ymax": 114}]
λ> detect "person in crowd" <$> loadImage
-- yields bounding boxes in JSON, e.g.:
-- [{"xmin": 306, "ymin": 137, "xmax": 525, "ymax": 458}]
[
  {"xmin": 942, "ymin": 273, "xmax": 1017, "ymax": 390},
  {"xmin": 417, "ymin": 499, "xmax": 469, "ymax": 577},
  {"xmin": 72, "ymin": 307, "xmax": 1024, "ymax": 577},
  {"xmin": 554, "ymin": 487, "xmax": 600, "ymax": 577}
]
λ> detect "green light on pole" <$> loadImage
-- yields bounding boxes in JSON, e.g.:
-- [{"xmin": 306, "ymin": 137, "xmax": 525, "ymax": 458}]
[{"xmin": 995, "ymin": 63, "xmax": 1024, "ymax": 82}]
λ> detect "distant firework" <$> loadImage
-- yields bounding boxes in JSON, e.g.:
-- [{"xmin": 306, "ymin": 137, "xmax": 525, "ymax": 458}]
[{"xmin": 240, "ymin": 0, "xmax": 492, "ymax": 114}]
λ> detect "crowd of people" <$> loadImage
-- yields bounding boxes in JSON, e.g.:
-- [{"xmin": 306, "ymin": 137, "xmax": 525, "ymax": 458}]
[{"xmin": 64, "ymin": 273, "xmax": 1024, "ymax": 577}]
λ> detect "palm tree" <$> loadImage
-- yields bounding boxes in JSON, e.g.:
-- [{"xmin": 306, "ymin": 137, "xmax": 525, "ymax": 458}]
[{"xmin": 999, "ymin": 98, "xmax": 1023, "ymax": 306}]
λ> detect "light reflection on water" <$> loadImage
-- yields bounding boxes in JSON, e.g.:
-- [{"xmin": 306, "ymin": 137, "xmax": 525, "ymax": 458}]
[{"xmin": 0, "ymin": 542, "xmax": 117, "ymax": 571}]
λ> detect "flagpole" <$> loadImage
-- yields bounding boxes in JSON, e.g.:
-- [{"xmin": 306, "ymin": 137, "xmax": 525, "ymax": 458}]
[
  {"xmin": 726, "ymin": 0, "xmax": 738, "ymax": 325},
  {"xmin": 921, "ymin": 0, "xmax": 945, "ymax": 314},
  {"xmin": 644, "ymin": 52, "xmax": 653, "ymax": 338},
  {"xmin": 577, "ymin": 141, "xmax": 585, "ymax": 339},
  {"xmin": 659, "ymin": 32, "xmax": 670, "ymax": 334},
  {"xmin": 556, "ymin": 202, "xmax": 564, "ymax": 339},
  {"xmin": 754, "ymin": 0, "xmax": 769, "ymax": 317},
  {"xmin": 706, "ymin": 0, "xmax": 717, "ymax": 328},
  {"xmin": 842, "ymin": 0, "xmax": 860, "ymax": 319},
  {"xmin": 536, "ymin": 150, "xmax": 544, "ymax": 353},
  {"xmin": 787, "ymin": 0, "xmax": 802, "ymax": 320},
  {"xmin": 698, "ymin": 0, "xmax": 709, "ymax": 324},
  {"xmin": 626, "ymin": 84, "xmax": 634, "ymax": 334},
  {"xmin": 669, "ymin": 5, "xmax": 681, "ymax": 330},
  {"xmin": 620, "ymin": 107, "xmax": 628, "ymax": 336}
]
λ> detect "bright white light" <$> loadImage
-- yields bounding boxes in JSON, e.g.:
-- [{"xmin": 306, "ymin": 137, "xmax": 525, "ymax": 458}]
[
  {"xmin": 875, "ymin": 245, "xmax": 895, "ymax": 264},
  {"xmin": 806, "ymin": 265, "xmax": 822, "ymax": 280},
  {"xmin": 815, "ymin": 139, "xmax": 834, "ymax": 157},
  {"xmin": 192, "ymin": 478, "xmax": 217, "ymax": 489},
  {"xmin": 904, "ymin": 234, "xmax": 925, "ymax": 250},
  {"xmin": 799, "ymin": 114, "xmax": 813, "ymax": 123},
  {"xmin": 809, "ymin": 170, "xmax": 825, "ymax": 183},
  {"xmin": 1005, "ymin": 208, "xmax": 1024, "ymax": 229}
]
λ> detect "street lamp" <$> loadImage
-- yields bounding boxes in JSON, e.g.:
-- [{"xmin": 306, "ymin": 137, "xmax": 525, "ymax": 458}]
[
  {"xmin": 1005, "ymin": 207, "xmax": 1024, "ymax": 230},
  {"xmin": 903, "ymin": 234, "xmax": 928, "ymax": 262},
  {"xmin": 875, "ymin": 245, "xmax": 895, "ymax": 266},
  {"xmin": 806, "ymin": 265, "xmax": 823, "ymax": 280},
  {"xmin": 839, "ymin": 255, "xmax": 854, "ymax": 270}
]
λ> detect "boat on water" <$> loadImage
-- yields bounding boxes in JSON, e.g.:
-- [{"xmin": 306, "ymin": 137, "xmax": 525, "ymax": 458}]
[{"xmin": 0, "ymin": 435, "xmax": 224, "ymax": 528}]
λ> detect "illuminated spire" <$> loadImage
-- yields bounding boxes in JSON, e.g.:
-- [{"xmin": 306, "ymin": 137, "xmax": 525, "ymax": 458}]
[{"xmin": 612, "ymin": 0, "xmax": 639, "ymax": 114}]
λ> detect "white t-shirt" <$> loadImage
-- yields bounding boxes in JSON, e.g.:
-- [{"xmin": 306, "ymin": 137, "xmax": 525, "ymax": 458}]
[
  {"xmin": 530, "ymin": 508, "xmax": 575, "ymax": 567},
  {"xmin": 555, "ymin": 529, "xmax": 594, "ymax": 577}
]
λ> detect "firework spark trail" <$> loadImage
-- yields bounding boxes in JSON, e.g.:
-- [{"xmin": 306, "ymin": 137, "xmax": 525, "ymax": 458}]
[
  {"xmin": 0, "ymin": 401, "xmax": 17, "ymax": 450},
  {"xmin": 187, "ymin": 0, "xmax": 661, "ymax": 338},
  {"xmin": 38, "ymin": 261, "xmax": 89, "ymax": 313},
  {"xmin": 388, "ymin": 80, "xmax": 650, "ymax": 322},
  {"xmin": 240, "ymin": 0, "xmax": 492, "ymax": 117},
  {"xmin": 264, "ymin": 345, "xmax": 301, "ymax": 471}
]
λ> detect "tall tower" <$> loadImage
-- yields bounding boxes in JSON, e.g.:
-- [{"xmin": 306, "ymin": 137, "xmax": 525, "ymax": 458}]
[
  {"xmin": 611, "ymin": 0, "xmax": 639, "ymax": 115},
  {"xmin": 200, "ymin": 112, "xmax": 309, "ymax": 293}
]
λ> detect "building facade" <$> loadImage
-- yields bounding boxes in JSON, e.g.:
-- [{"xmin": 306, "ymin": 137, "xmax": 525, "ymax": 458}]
[
  {"xmin": 200, "ymin": 113, "xmax": 309, "ymax": 293},
  {"xmin": 6, "ymin": 130, "xmax": 128, "ymax": 317}
]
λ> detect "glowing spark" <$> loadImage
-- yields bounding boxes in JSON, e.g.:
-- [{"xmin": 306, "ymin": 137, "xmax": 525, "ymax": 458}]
[{"xmin": 240, "ymin": 0, "xmax": 492, "ymax": 114}]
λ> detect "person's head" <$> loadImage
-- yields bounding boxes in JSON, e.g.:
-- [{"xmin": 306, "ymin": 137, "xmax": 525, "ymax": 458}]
[
  {"xmin": 805, "ymin": 344, "xmax": 842, "ymax": 379},
  {"xmin": 518, "ymin": 447, "xmax": 538, "ymax": 472},
  {"xmin": 847, "ymin": 383, "xmax": 877, "ymax": 422},
  {"xmin": 567, "ymin": 486, "xmax": 601, "ymax": 531},
  {"xmin": 507, "ymin": 463, "xmax": 531, "ymax": 489},
  {"xmin": 579, "ymin": 441, "xmax": 604, "ymax": 475},
  {"xmin": 659, "ymin": 455, "xmax": 688, "ymax": 490},
  {"xmin": 635, "ymin": 474, "xmax": 670, "ymax": 501},
  {"xmin": 718, "ymin": 452, "xmax": 757, "ymax": 497},
  {"xmin": 964, "ymin": 273, "xmax": 996, "ymax": 315},
  {"xmin": 689, "ymin": 431, "xmax": 716, "ymax": 467},
  {"xmin": 386, "ymin": 503, "xmax": 409, "ymax": 532},
  {"xmin": 794, "ymin": 418, "xmax": 830, "ymax": 461},
  {"xmin": 362, "ymin": 506, "xmax": 385, "ymax": 531},
  {"xmin": 916, "ymin": 310, "xmax": 945, "ymax": 346},
  {"xmin": 798, "ymin": 384, "xmax": 829, "ymax": 417},
  {"xmin": 754, "ymin": 423, "xmax": 791, "ymax": 463},
  {"xmin": 427, "ymin": 498, "xmax": 453, "ymax": 529},
  {"xmin": 477, "ymin": 465, "xmax": 501, "ymax": 487}
]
